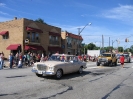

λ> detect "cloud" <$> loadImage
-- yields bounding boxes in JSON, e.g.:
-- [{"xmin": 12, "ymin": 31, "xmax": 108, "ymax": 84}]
[
  {"xmin": 0, "ymin": 3, "xmax": 6, "ymax": 7},
  {"xmin": 102, "ymin": 4, "xmax": 133, "ymax": 24},
  {"xmin": 0, "ymin": 11, "xmax": 9, "ymax": 15}
]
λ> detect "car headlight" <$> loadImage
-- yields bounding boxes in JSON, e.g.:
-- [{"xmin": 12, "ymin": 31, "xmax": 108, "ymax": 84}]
[
  {"xmin": 49, "ymin": 67, "xmax": 54, "ymax": 71},
  {"xmin": 32, "ymin": 66, "xmax": 37, "ymax": 70}
]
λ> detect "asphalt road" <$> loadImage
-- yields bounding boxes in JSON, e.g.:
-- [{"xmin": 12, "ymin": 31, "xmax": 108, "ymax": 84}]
[{"xmin": 0, "ymin": 61, "xmax": 133, "ymax": 99}]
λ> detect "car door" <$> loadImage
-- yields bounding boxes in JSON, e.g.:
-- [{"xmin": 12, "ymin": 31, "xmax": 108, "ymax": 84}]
[
  {"xmin": 112, "ymin": 54, "xmax": 116, "ymax": 63},
  {"xmin": 72, "ymin": 57, "xmax": 81, "ymax": 72},
  {"xmin": 64, "ymin": 56, "xmax": 75, "ymax": 74}
]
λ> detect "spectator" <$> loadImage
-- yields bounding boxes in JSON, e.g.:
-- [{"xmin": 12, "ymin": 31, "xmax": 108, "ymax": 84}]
[
  {"xmin": 0, "ymin": 53, "xmax": 4, "ymax": 70},
  {"xmin": 44, "ymin": 56, "xmax": 48, "ymax": 61},
  {"xmin": 120, "ymin": 54, "xmax": 125, "ymax": 68},
  {"xmin": 40, "ymin": 56, "xmax": 45, "ymax": 62},
  {"xmin": 18, "ymin": 52, "xmax": 23, "ymax": 68},
  {"xmin": 36, "ymin": 54, "xmax": 41, "ymax": 62},
  {"xmin": 15, "ymin": 52, "xmax": 19, "ymax": 66},
  {"xmin": 9, "ymin": 53, "xmax": 14, "ymax": 69}
]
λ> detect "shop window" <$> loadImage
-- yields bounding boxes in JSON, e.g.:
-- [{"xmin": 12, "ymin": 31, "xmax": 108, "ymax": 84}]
[
  {"xmin": 2, "ymin": 34, "xmax": 9, "ymax": 39},
  {"xmin": 27, "ymin": 32, "xmax": 30, "ymax": 40},
  {"xmin": 35, "ymin": 33, "xmax": 39, "ymax": 43},
  {"xmin": 31, "ymin": 32, "xmax": 36, "ymax": 42}
]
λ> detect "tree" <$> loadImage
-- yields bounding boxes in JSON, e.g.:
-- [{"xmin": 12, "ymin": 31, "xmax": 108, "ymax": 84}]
[
  {"xmin": 87, "ymin": 43, "xmax": 96, "ymax": 50},
  {"xmin": 130, "ymin": 45, "xmax": 133, "ymax": 54},
  {"xmin": 35, "ymin": 18, "xmax": 47, "ymax": 24},
  {"xmin": 118, "ymin": 47, "xmax": 123, "ymax": 52}
]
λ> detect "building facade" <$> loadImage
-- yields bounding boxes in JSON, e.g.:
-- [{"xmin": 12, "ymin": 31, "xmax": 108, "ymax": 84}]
[
  {"xmin": 0, "ymin": 17, "xmax": 62, "ymax": 58},
  {"xmin": 61, "ymin": 31, "xmax": 83, "ymax": 55}
]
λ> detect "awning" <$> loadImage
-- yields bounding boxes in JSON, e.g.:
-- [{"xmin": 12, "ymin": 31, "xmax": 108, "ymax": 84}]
[
  {"xmin": 48, "ymin": 46, "xmax": 63, "ymax": 52},
  {"xmin": 25, "ymin": 45, "xmax": 44, "ymax": 50},
  {"xmin": 26, "ymin": 27, "xmax": 43, "ymax": 33},
  {"xmin": 6, "ymin": 44, "xmax": 21, "ymax": 50},
  {"xmin": 0, "ymin": 31, "xmax": 8, "ymax": 35}
]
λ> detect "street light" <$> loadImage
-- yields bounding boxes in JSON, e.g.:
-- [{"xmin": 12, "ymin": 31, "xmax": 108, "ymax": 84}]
[{"xmin": 77, "ymin": 23, "xmax": 92, "ymax": 55}]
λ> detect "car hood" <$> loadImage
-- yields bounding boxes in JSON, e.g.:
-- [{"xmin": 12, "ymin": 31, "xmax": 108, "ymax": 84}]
[
  {"xmin": 34, "ymin": 61, "xmax": 67, "ymax": 66},
  {"xmin": 99, "ymin": 56, "xmax": 111, "ymax": 60}
]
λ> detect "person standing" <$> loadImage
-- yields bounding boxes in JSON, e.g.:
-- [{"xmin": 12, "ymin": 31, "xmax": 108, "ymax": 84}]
[
  {"xmin": 26, "ymin": 52, "xmax": 30, "ymax": 66},
  {"xmin": 0, "ymin": 52, "xmax": 4, "ymax": 70},
  {"xmin": 120, "ymin": 54, "xmax": 125, "ymax": 68},
  {"xmin": 9, "ymin": 53, "xmax": 14, "ymax": 69},
  {"xmin": 18, "ymin": 52, "xmax": 23, "ymax": 68},
  {"xmin": 15, "ymin": 53, "xmax": 19, "ymax": 66}
]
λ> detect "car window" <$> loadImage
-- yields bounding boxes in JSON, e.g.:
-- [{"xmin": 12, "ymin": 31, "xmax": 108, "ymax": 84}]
[
  {"xmin": 73, "ymin": 57, "xmax": 78, "ymax": 62},
  {"xmin": 102, "ymin": 54, "xmax": 111, "ymax": 57},
  {"xmin": 49, "ymin": 55, "xmax": 61, "ymax": 61}
]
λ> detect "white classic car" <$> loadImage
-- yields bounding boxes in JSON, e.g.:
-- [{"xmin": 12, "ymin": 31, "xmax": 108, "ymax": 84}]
[{"xmin": 32, "ymin": 54, "xmax": 87, "ymax": 79}]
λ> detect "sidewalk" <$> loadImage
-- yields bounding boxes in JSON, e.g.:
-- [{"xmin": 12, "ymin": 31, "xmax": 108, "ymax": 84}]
[{"xmin": 3, "ymin": 60, "xmax": 29, "ymax": 69}]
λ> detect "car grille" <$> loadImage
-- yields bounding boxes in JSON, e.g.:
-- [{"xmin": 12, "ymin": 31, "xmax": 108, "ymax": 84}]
[
  {"xmin": 37, "ymin": 64, "xmax": 47, "ymax": 71},
  {"xmin": 99, "ymin": 58, "xmax": 107, "ymax": 62}
]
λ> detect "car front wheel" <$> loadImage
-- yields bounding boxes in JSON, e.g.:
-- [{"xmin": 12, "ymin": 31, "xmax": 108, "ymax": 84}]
[
  {"xmin": 78, "ymin": 67, "xmax": 83, "ymax": 74},
  {"xmin": 97, "ymin": 62, "xmax": 100, "ymax": 66},
  {"xmin": 55, "ymin": 69, "xmax": 63, "ymax": 79}
]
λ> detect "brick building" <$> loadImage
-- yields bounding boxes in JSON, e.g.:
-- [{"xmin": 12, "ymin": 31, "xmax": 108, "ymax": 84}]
[
  {"xmin": 61, "ymin": 31, "xmax": 83, "ymax": 55},
  {"xmin": 0, "ymin": 17, "xmax": 63, "ymax": 58}
]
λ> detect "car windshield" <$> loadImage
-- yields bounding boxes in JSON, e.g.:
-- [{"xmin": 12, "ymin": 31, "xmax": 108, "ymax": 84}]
[
  {"xmin": 49, "ymin": 55, "xmax": 61, "ymax": 61},
  {"xmin": 101, "ymin": 54, "xmax": 111, "ymax": 57},
  {"xmin": 124, "ymin": 54, "xmax": 129, "ymax": 57},
  {"xmin": 48, "ymin": 55, "xmax": 77, "ymax": 62}
]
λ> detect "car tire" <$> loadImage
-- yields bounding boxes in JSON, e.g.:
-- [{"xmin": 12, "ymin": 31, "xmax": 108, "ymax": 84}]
[
  {"xmin": 114, "ymin": 60, "xmax": 117, "ymax": 66},
  {"xmin": 78, "ymin": 66, "xmax": 83, "ymax": 74},
  {"xmin": 109, "ymin": 62, "xmax": 112, "ymax": 67},
  {"xmin": 55, "ymin": 69, "xmax": 63, "ymax": 79},
  {"xmin": 97, "ymin": 62, "xmax": 100, "ymax": 66},
  {"xmin": 36, "ymin": 73, "xmax": 43, "ymax": 77},
  {"xmin": 128, "ymin": 59, "xmax": 130, "ymax": 63}
]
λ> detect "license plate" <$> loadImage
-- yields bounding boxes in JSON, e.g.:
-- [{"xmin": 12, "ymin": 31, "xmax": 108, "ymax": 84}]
[
  {"xmin": 101, "ymin": 62, "xmax": 104, "ymax": 64},
  {"xmin": 38, "ymin": 71, "xmax": 42, "ymax": 74}
]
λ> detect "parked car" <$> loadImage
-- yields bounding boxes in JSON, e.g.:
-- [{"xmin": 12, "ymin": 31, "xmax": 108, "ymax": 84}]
[
  {"xmin": 117, "ymin": 54, "xmax": 131, "ymax": 63},
  {"xmin": 32, "ymin": 54, "xmax": 87, "ymax": 79},
  {"xmin": 97, "ymin": 52, "xmax": 117, "ymax": 66}
]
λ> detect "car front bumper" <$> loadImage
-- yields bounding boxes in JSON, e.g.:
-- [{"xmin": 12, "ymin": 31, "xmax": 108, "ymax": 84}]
[{"xmin": 32, "ymin": 69, "xmax": 55, "ymax": 76}]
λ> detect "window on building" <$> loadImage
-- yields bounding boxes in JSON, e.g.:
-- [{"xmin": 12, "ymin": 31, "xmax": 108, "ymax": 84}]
[
  {"xmin": 49, "ymin": 35, "xmax": 59, "ymax": 45},
  {"xmin": 27, "ymin": 32, "xmax": 30, "ymax": 40},
  {"xmin": 56, "ymin": 36, "xmax": 58, "ymax": 41},
  {"xmin": 35, "ymin": 33, "xmax": 39, "ymax": 43},
  {"xmin": 49, "ymin": 36, "xmax": 51, "ymax": 40},
  {"xmin": 31, "ymin": 32, "xmax": 35, "ymax": 42},
  {"xmin": 2, "ymin": 34, "xmax": 9, "ymax": 39}
]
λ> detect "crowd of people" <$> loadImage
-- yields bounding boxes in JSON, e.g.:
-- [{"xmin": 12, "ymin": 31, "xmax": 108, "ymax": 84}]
[
  {"xmin": 0, "ymin": 52, "xmax": 126, "ymax": 70},
  {"xmin": 0, "ymin": 52, "xmax": 49, "ymax": 69},
  {"xmin": 78, "ymin": 54, "xmax": 97, "ymax": 62}
]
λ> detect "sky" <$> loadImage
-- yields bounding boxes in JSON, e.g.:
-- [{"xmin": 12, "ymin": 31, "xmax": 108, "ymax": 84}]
[{"xmin": 0, "ymin": 0, "xmax": 133, "ymax": 49}]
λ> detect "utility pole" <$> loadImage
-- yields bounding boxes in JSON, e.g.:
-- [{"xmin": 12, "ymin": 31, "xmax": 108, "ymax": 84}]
[
  {"xmin": 77, "ymin": 23, "xmax": 92, "ymax": 55},
  {"xmin": 109, "ymin": 37, "xmax": 110, "ymax": 47},
  {"xmin": 102, "ymin": 35, "xmax": 104, "ymax": 49}
]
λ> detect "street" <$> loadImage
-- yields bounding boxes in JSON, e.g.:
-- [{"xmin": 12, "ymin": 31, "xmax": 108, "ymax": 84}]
[{"xmin": 0, "ymin": 62, "xmax": 133, "ymax": 99}]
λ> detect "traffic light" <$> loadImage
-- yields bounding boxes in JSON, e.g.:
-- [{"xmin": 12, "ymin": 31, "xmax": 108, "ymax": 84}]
[{"xmin": 125, "ymin": 38, "xmax": 129, "ymax": 42}]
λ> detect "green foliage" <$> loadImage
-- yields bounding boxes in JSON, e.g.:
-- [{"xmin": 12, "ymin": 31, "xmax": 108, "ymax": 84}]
[
  {"xmin": 87, "ymin": 43, "xmax": 96, "ymax": 50},
  {"xmin": 35, "ymin": 18, "xmax": 47, "ymax": 24},
  {"xmin": 118, "ymin": 47, "xmax": 123, "ymax": 52},
  {"xmin": 81, "ymin": 43, "xmax": 100, "ymax": 54}
]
